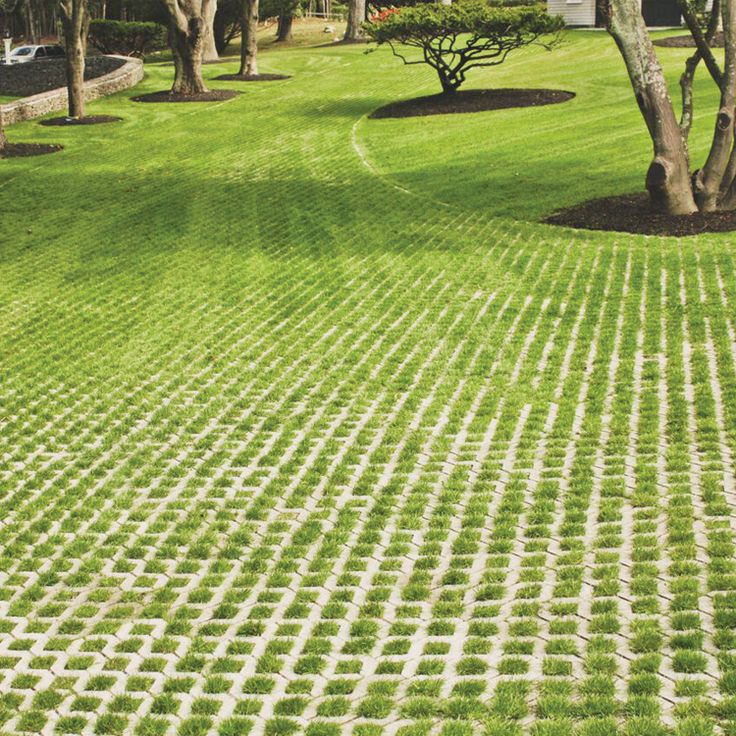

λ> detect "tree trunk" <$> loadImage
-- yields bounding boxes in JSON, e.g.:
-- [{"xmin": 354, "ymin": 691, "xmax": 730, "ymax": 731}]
[
  {"xmin": 164, "ymin": 0, "xmax": 211, "ymax": 95},
  {"xmin": 59, "ymin": 0, "xmax": 89, "ymax": 120},
  {"xmin": 64, "ymin": 36, "xmax": 85, "ymax": 119},
  {"xmin": 239, "ymin": 0, "xmax": 259, "ymax": 75},
  {"xmin": 213, "ymin": 8, "xmax": 233, "ymax": 54},
  {"xmin": 603, "ymin": 0, "xmax": 697, "ymax": 214},
  {"xmin": 344, "ymin": 0, "xmax": 365, "ymax": 41},
  {"xmin": 276, "ymin": 13, "xmax": 292, "ymax": 42},
  {"xmin": 202, "ymin": 0, "xmax": 218, "ymax": 60},
  {"xmin": 679, "ymin": 49, "xmax": 702, "ymax": 144},
  {"xmin": 439, "ymin": 75, "xmax": 458, "ymax": 94},
  {"xmin": 694, "ymin": 0, "xmax": 736, "ymax": 211},
  {"xmin": 0, "ymin": 125, "xmax": 6, "ymax": 154},
  {"xmin": 170, "ymin": 25, "xmax": 208, "ymax": 94},
  {"xmin": 25, "ymin": 0, "xmax": 40, "ymax": 44}
]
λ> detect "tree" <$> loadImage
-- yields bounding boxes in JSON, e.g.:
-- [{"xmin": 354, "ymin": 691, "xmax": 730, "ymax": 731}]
[
  {"xmin": 364, "ymin": 1, "xmax": 563, "ymax": 95},
  {"xmin": 0, "ymin": 0, "xmax": 59, "ymax": 42},
  {"xmin": 213, "ymin": 0, "xmax": 241, "ymax": 54},
  {"xmin": 59, "ymin": 0, "xmax": 90, "ymax": 119},
  {"xmin": 202, "ymin": 0, "xmax": 218, "ymax": 60},
  {"xmin": 23, "ymin": 0, "xmax": 39, "ymax": 41},
  {"xmin": 239, "ymin": 0, "xmax": 258, "ymax": 74},
  {"xmin": 344, "ymin": 0, "xmax": 366, "ymax": 41},
  {"xmin": 261, "ymin": 0, "xmax": 299, "ymax": 42},
  {"xmin": 161, "ymin": 0, "xmax": 214, "ymax": 94},
  {"xmin": 276, "ymin": 11, "xmax": 292, "ymax": 41},
  {"xmin": 603, "ymin": 0, "xmax": 736, "ymax": 214}
]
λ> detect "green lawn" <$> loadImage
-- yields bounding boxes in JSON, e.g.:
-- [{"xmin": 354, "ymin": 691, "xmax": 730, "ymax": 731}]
[{"xmin": 2, "ymin": 26, "xmax": 736, "ymax": 736}]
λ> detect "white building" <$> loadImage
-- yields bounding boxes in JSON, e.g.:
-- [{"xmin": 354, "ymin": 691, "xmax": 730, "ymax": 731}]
[{"xmin": 548, "ymin": 0, "xmax": 682, "ymax": 27}]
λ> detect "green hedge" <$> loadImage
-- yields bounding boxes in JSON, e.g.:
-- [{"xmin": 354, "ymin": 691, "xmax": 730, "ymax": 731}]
[{"xmin": 88, "ymin": 20, "xmax": 167, "ymax": 58}]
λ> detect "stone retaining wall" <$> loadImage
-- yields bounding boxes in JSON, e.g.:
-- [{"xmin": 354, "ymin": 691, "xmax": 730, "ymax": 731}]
[{"xmin": 0, "ymin": 56, "xmax": 143, "ymax": 126}]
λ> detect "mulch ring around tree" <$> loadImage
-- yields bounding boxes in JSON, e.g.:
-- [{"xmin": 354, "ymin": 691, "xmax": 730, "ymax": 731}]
[
  {"xmin": 319, "ymin": 38, "xmax": 368, "ymax": 46},
  {"xmin": 653, "ymin": 32, "xmax": 723, "ymax": 48},
  {"xmin": 370, "ymin": 88, "xmax": 575, "ymax": 119},
  {"xmin": 0, "ymin": 143, "xmax": 63, "ymax": 159},
  {"xmin": 39, "ymin": 115, "xmax": 122, "ymax": 127},
  {"xmin": 545, "ymin": 192, "xmax": 736, "ymax": 236},
  {"xmin": 131, "ymin": 90, "xmax": 241, "ymax": 103},
  {"xmin": 161, "ymin": 59, "xmax": 239, "ymax": 66},
  {"xmin": 213, "ymin": 73, "xmax": 291, "ymax": 82}
]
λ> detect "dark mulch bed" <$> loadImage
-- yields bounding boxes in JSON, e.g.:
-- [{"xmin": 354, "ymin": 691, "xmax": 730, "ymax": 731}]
[
  {"xmin": 323, "ymin": 37, "xmax": 368, "ymax": 46},
  {"xmin": 40, "ymin": 115, "xmax": 122, "ymax": 126},
  {"xmin": 545, "ymin": 192, "xmax": 736, "ymax": 236},
  {"xmin": 370, "ymin": 88, "xmax": 575, "ymax": 119},
  {"xmin": 653, "ymin": 31, "xmax": 723, "ymax": 48},
  {"xmin": 162, "ymin": 58, "xmax": 240, "ymax": 66},
  {"xmin": 0, "ymin": 57, "xmax": 125, "ymax": 98},
  {"xmin": 131, "ymin": 90, "xmax": 240, "ymax": 103},
  {"xmin": 213, "ymin": 73, "xmax": 291, "ymax": 82},
  {"xmin": 0, "ymin": 142, "xmax": 63, "ymax": 158}
]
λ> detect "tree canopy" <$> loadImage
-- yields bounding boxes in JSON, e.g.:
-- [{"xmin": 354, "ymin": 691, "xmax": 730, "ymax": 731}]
[{"xmin": 364, "ymin": 0, "xmax": 564, "ymax": 93}]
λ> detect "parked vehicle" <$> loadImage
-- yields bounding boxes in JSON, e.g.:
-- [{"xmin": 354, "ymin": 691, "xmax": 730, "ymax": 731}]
[{"xmin": 1, "ymin": 45, "xmax": 65, "ymax": 65}]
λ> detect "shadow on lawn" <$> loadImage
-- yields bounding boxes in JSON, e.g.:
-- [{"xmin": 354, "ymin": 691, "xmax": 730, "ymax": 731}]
[
  {"xmin": 4, "ymin": 168, "xmax": 519, "ymax": 265},
  {"xmin": 295, "ymin": 96, "xmax": 391, "ymax": 119},
  {"xmin": 4, "ymin": 143, "xmax": 624, "ymax": 255}
]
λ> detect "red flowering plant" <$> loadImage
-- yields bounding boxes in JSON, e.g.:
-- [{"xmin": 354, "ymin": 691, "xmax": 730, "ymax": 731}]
[
  {"xmin": 370, "ymin": 7, "xmax": 400, "ymax": 22},
  {"xmin": 363, "ymin": 0, "xmax": 564, "ymax": 95}
]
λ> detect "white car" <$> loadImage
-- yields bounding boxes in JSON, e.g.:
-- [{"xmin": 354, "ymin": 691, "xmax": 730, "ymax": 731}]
[{"xmin": 2, "ymin": 45, "xmax": 65, "ymax": 65}]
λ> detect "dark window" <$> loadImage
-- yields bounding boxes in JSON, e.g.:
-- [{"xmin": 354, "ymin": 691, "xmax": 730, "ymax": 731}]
[{"xmin": 640, "ymin": 0, "xmax": 681, "ymax": 26}]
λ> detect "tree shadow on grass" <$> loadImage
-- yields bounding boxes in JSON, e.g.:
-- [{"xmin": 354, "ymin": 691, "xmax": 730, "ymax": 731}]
[
  {"xmin": 295, "ymin": 96, "xmax": 392, "ymax": 119},
  {"xmin": 2, "ymin": 167, "xmax": 489, "ymax": 267}
]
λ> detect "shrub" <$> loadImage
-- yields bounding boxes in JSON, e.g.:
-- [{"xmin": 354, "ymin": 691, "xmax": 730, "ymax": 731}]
[
  {"xmin": 88, "ymin": 20, "xmax": 167, "ymax": 58},
  {"xmin": 364, "ymin": 0, "xmax": 564, "ymax": 94}
]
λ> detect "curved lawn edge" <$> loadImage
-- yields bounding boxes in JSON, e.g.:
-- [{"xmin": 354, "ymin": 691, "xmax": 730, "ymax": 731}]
[{"xmin": 0, "ymin": 56, "xmax": 143, "ymax": 126}]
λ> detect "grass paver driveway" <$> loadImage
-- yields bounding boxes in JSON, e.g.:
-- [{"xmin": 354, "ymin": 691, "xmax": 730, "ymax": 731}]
[{"xmin": 2, "ymin": 27, "xmax": 736, "ymax": 736}]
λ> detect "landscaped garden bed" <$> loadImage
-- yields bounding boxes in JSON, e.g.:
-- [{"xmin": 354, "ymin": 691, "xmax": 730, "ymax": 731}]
[
  {"xmin": 370, "ymin": 88, "xmax": 575, "ymax": 118},
  {"xmin": 546, "ymin": 192, "xmax": 736, "ymax": 235},
  {"xmin": 39, "ymin": 114, "xmax": 122, "ymax": 126},
  {"xmin": 213, "ymin": 72, "xmax": 292, "ymax": 82},
  {"xmin": 654, "ymin": 31, "xmax": 724, "ymax": 47},
  {"xmin": 0, "ymin": 141, "xmax": 62, "ymax": 157},
  {"xmin": 131, "ymin": 89, "xmax": 241, "ymax": 102}
]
